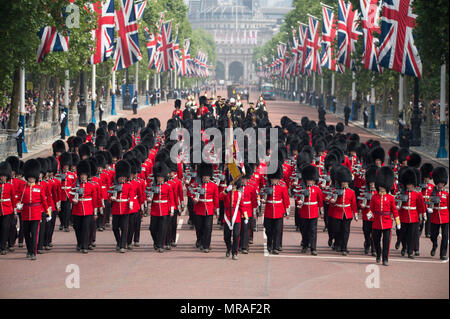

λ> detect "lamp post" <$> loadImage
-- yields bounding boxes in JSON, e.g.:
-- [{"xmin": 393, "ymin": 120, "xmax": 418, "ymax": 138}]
[{"xmin": 410, "ymin": 77, "xmax": 421, "ymax": 146}]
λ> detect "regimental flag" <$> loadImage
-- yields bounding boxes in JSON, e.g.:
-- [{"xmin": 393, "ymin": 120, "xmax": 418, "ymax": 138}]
[
  {"xmin": 157, "ymin": 20, "xmax": 173, "ymax": 72},
  {"xmin": 37, "ymin": 26, "xmax": 69, "ymax": 63},
  {"xmin": 337, "ymin": 0, "xmax": 362, "ymax": 70},
  {"xmin": 360, "ymin": 0, "xmax": 382, "ymax": 72},
  {"xmin": 321, "ymin": 4, "xmax": 338, "ymax": 71},
  {"xmin": 298, "ymin": 23, "xmax": 308, "ymax": 74},
  {"xmin": 113, "ymin": 0, "xmax": 142, "ymax": 71},
  {"xmin": 377, "ymin": 0, "xmax": 422, "ymax": 78},
  {"xmin": 135, "ymin": 0, "xmax": 147, "ymax": 21},
  {"xmin": 88, "ymin": 0, "xmax": 115, "ymax": 65},
  {"xmin": 304, "ymin": 15, "xmax": 321, "ymax": 73}
]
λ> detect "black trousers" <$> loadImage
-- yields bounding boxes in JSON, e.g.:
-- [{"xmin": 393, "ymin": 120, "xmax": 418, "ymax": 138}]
[
  {"xmin": 264, "ymin": 218, "xmax": 283, "ymax": 251},
  {"xmin": 194, "ymin": 214, "xmax": 213, "ymax": 249},
  {"xmin": 44, "ymin": 210, "xmax": 57, "ymax": 246},
  {"xmin": 224, "ymin": 222, "xmax": 241, "ymax": 255},
  {"xmin": 363, "ymin": 220, "xmax": 374, "ymax": 252},
  {"xmin": 430, "ymin": 223, "xmax": 449, "ymax": 258},
  {"xmin": 0, "ymin": 214, "xmax": 12, "ymax": 251},
  {"xmin": 23, "ymin": 220, "xmax": 40, "ymax": 255},
  {"xmin": 73, "ymin": 215, "xmax": 92, "ymax": 250},
  {"xmin": 16, "ymin": 138, "xmax": 23, "ymax": 158},
  {"xmin": 132, "ymin": 210, "xmax": 142, "ymax": 243},
  {"xmin": 299, "ymin": 218, "xmax": 318, "ymax": 251},
  {"xmin": 187, "ymin": 197, "xmax": 194, "ymax": 223},
  {"xmin": 166, "ymin": 210, "xmax": 179, "ymax": 245},
  {"xmin": 239, "ymin": 220, "xmax": 248, "ymax": 250},
  {"xmin": 294, "ymin": 206, "xmax": 300, "ymax": 228},
  {"xmin": 8, "ymin": 214, "xmax": 18, "ymax": 247},
  {"xmin": 218, "ymin": 201, "xmax": 224, "ymax": 225},
  {"xmin": 372, "ymin": 228, "xmax": 391, "ymax": 262},
  {"xmin": 363, "ymin": 115, "xmax": 368, "ymax": 128},
  {"xmin": 150, "ymin": 215, "xmax": 169, "ymax": 249},
  {"xmin": 424, "ymin": 213, "xmax": 431, "ymax": 236},
  {"xmin": 399, "ymin": 222, "xmax": 419, "ymax": 255},
  {"xmin": 334, "ymin": 216, "xmax": 351, "ymax": 251},
  {"xmin": 99, "ymin": 110, "xmax": 103, "ymax": 122},
  {"xmin": 60, "ymin": 125, "xmax": 65, "ymax": 139},
  {"xmin": 323, "ymin": 203, "xmax": 329, "ymax": 229},
  {"xmin": 112, "ymin": 214, "xmax": 129, "ymax": 249},
  {"xmin": 127, "ymin": 212, "xmax": 137, "ymax": 246},
  {"xmin": 89, "ymin": 214, "xmax": 96, "ymax": 245},
  {"xmin": 17, "ymin": 213, "xmax": 24, "ymax": 244},
  {"xmin": 60, "ymin": 201, "xmax": 71, "ymax": 229},
  {"xmin": 344, "ymin": 115, "xmax": 350, "ymax": 126},
  {"xmin": 248, "ymin": 216, "xmax": 254, "ymax": 241},
  {"xmin": 37, "ymin": 213, "xmax": 47, "ymax": 250},
  {"xmin": 327, "ymin": 216, "xmax": 337, "ymax": 243},
  {"xmin": 416, "ymin": 219, "xmax": 424, "ymax": 252},
  {"xmin": 104, "ymin": 200, "xmax": 111, "ymax": 226}
]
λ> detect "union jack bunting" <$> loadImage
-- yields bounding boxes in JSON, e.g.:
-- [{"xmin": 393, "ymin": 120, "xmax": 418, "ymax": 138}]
[
  {"xmin": 360, "ymin": 0, "xmax": 382, "ymax": 72},
  {"xmin": 113, "ymin": 0, "xmax": 142, "ymax": 71},
  {"xmin": 157, "ymin": 21, "xmax": 173, "ymax": 72},
  {"xmin": 304, "ymin": 15, "xmax": 321, "ymax": 73},
  {"xmin": 377, "ymin": 0, "xmax": 422, "ymax": 78},
  {"xmin": 37, "ymin": 26, "xmax": 69, "ymax": 63},
  {"xmin": 88, "ymin": 0, "xmax": 115, "ymax": 65},
  {"xmin": 337, "ymin": 0, "xmax": 362, "ymax": 70},
  {"xmin": 298, "ymin": 23, "xmax": 308, "ymax": 74},
  {"xmin": 135, "ymin": 0, "xmax": 147, "ymax": 21},
  {"xmin": 321, "ymin": 4, "xmax": 338, "ymax": 71}
]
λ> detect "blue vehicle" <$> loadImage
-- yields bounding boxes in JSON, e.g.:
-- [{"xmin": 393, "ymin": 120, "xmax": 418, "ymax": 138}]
[{"xmin": 261, "ymin": 83, "xmax": 275, "ymax": 100}]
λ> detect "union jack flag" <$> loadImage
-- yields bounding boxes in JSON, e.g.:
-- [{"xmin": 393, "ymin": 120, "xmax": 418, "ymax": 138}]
[
  {"xmin": 337, "ymin": 0, "xmax": 362, "ymax": 70},
  {"xmin": 360, "ymin": 0, "xmax": 382, "ymax": 72},
  {"xmin": 37, "ymin": 26, "xmax": 69, "ymax": 63},
  {"xmin": 291, "ymin": 29, "xmax": 299, "ymax": 75},
  {"xmin": 157, "ymin": 21, "xmax": 173, "ymax": 72},
  {"xmin": 135, "ymin": 0, "xmax": 147, "ymax": 21},
  {"xmin": 181, "ymin": 39, "xmax": 190, "ymax": 76},
  {"xmin": 113, "ymin": 0, "xmax": 142, "ymax": 71},
  {"xmin": 173, "ymin": 26, "xmax": 181, "ymax": 74},
  {"xmin": 321, "ymin": 4, "xmax": 338, "ymax": 71},
  {"xmin": 304, "ymin": 15, "xmax": 321, "ymax": 73},
  {"xmin": 88, "ymin": 0, "xmax": 115, "ymax": 65},
  {"xmin": 377, "ymin": 0, "xmax": 422, "ymax": 78},
  {"xmin": 298, "ymin": 23, "xmax": 308, "ymax": 74},
  {"xmin": 144, "ymin": 27, "xmax": 158, "ymax": 69}
]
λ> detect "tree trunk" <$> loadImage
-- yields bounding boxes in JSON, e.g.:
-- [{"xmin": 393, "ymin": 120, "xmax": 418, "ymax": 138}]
[
  {"xmin": 8, "ymin": 68, "xmax": 21, "ymax": 131},
  {"xmin": 34, "ymin": 74, "xmax": 49, "ymax": 128},
  {"xmin": 69, "ymin": 74, "xmax": 80, "ymax": 112},
  {"xmin": 392, "ymin": 76, "xmax": 399, "ymax": 130},
  {"xmin": 53, "ymin": 76, "xmax": 60, "ymax": 122}
]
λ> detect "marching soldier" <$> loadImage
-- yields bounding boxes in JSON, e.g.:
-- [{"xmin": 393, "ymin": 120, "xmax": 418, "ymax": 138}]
[
  {"xmin": 36, "ymin": 158, "xmax": 54, "ymax": 254},
  {"xmin": 0, "ymin": 162, "xmax": 16, "ymax": 255},
  {"xmin": 429, "ymin": 167, "xmax": 449, "ymax": 261},
  {"xmin": 44, "ymin": 157, "xmax": 60, "ymax": 250},
  {"xmin": 88, "ymin": 158, "xmax": 102, "ymax": 250},
  {"xmin": 239, "ymin": 164, "xmax": 258, "ymax": 253},
  {"xmin": 172, "ymin": 99, "xmax": 183, "ymax": 120},
  {"xmin": 57, "ymin": 152, "xmax": 75, "ymax": 232},
  {"xmin": 166, "ymin": 160, "xmax": 183, "ymax": 248},
  {"xmin": 358, "ymin": 167, "xmax": 378, "ymax": 256},
  {"xmin": 420, "ymin": 163, "xmax": 434, "ymax": 238},
  {"xmin": 128, "ymin": 158, "xmax": 146, "ymax": 248}
]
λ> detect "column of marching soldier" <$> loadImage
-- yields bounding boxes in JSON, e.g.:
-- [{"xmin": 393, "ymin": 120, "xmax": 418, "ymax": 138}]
[{"xmin": 0, "ymin": 94, "xmax": 448, "ymax": 265}]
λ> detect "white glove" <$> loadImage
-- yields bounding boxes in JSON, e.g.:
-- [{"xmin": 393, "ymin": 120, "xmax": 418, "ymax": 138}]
[
  {"xmin": 171, "ymin": 207, "xmax": 175, "ymax": 215},
  {"xmin": 366, "ymin": 211, "xmax": 373, "ymax": 220},
  {"xmin": 226, "ymin": 185, "xmax": 232, "ymax": 193},
  {"xmin": 427, "ymin": 208, "xmax": 433, "ymax": 214},
  {"xmin": 17, "ymin": 203, "xmax": 23, "ymax": 210},
  {"xmin": 215, "ymin": 208, "xmax": 219, "ymax": 216},
  {"xmin": 285, "ymin": 209, "xmax": 290, "ymax": 216},
  {"xmin": 257, "ymin": 200, "xmax": 261, "ymax": 207},
  {"xmin": 129, "ymin": 202, "xmax": 133, "ymax": 210},
  {"xmin": 423, "ymin": 214, "xmax": 427, "ymax": 222},
  {"xmin": 396, "ymin": 223, "xmax": 401, "ymax": 230},
  {"xmin": 46, "ymin": 216, "xmax": 52, "ymax": 222},
  {"xmin": 56, "ymin": 201, "xmax": 61, "ymax": 210},
  {"xmin": 354, "ymin": 213, "xmax": 359, "ymax": 221},
  {"xmin": 244, "ymin": 219, "xmax": 248, "ymax": 225}
]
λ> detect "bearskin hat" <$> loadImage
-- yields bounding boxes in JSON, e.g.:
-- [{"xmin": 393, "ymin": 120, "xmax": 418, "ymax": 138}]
[
  {"xmin": 18, "ymin": 161, "xmax": 24, "ymax": 176},
  {"xmin": 88, "ymin": 158, "xmax": 97, "ymax": 177},
  {"xmin": 107, "ymin": 121, "xmax": 117, "ymax": 132},
  {"xmin": 336, "ymin": 122, "xmax": 344, "ymax": 133},
  {"xmin": 95, "ymin": 135, "xmax": 107, "ymax": 148},
  {"xmin": 198, "ymin": 162, "xmax": 213, "ymax": 177},
  {"xmin": 94, "ymin": 153, "xmax": 106, "ymax": 169},
  {"xmin": 388, "ymin": 146, "xmax": 399, "ymax": 162},
  {"xmin": 349, "ymin": 133, "xmax": 360, "ymax": 143},
  {"xmin": 77, "ymin": 159, "xmax": 91, "ymax": 177},
  {"xmin": 60, "ymin": 152, "xmax": 72, "ymax": 168},
  {"xmin": 72, "ymin": 136, "xmax": 83, "ymax": 149},
  {"xmin": 369, "ymin": 146, "xmax": 385, "ymax": 164},
  {"xmin": 336, "ymin": 166, "xmax": 352, "ymax": 183},
  {"xmin": 420, "ymin": 163, "xmax": 434, "ymax": 181},
  {"xmin": 365, "ymin": 166, "xmax": 378, "ymax": 184},
  {"xmin": 99, "ymin": 120, "xmax": 107, "ymax": 129},
  {"xmin": 117, "ymin": 118, "xmax": 127, "ymax": 128},
  {"xmin": 314, "ymin": 139, "xmax": 326, "ymax": 154},
  {"xmin": 297, "ymin": 150, "xmax": 313, "ymax": 167},
  {"xmin": 24, "ymin": 159, "xmax": 41, "ymax": 181},
  {"xmin": 153, "ymin": 161, "xmax": 169, "ymax": 178},
  {"xmin": 96, "ymin": 127, "xmax": 107, "ymax": 137},
  {"xmin": 5, "ymin": 156, "xmax": 20, "ymax": 173},
  {"xmin": 199, "ymin": 95, "xmax": 207, "ymax": 106},
  {"xmin": 302, "ymin": 164, "xmax": 318, "ymax": 181},
  {"xmin": 375, "ymin": 166, "xmax": 394, "ymax": 191},
  {"xmin": 36, "ymin": 158, "xmax": 48, "ymax": 175},
  {"xmin": 243, "ymin": 164, "xmax": 254, "ymax": 179},
  {"xmin": 328, "ymin": 147, "xmax": 345, "ymax": 164},
  {"xmin": 78, "ymin": 144, "xmax": 91, "ymax": 159},
  {"xmin": 115, "ymin": 160, "xmax": 131, "ymax": 179},
  {"xmin": 301, "ymin": 116, "xmax": 309, "ymax": 128},
  {"xmin": 86, "ymin": 123, "xmax": 96, "ymax": 134},
  {"xmin": 76, "ymin": 129, "xmax": 87, "ymax": 142},
  {"xmin": 47, "ymin": 156, "xmax": 58, "ymax": 175},
  {"xmin": 0, "ymin": 161, "xmax": 12, "ymax": 178},
  {"xmin": 397, "ymin": 148, "xmax": 409, "ymax": 163},
  {"xmin": 175, "ymin": 99, "xmax": 181, "ymax": 108},
  {"xmin": 102, "ymin": 151, "xmax": 112, "ymax": 166},
  {"xmin": 109, "ymin": 143, "xmax": 122, "ymax": 160},
  {"xmin": 71, "ymin": 153, "xmax": 80, "ymax": 167},
  {"xmin": 324, "ymin": 153, "xmax": 338, "ymax": 171},
  {"xmin": 268, "ymin": 161, "xmax": 284, "ymax": 180},
  {"xmin": 52, "ymin": 140, "xmax": 66, "ymax": 155},
  {"xmin": 130, "ymin": 158, "xmax": 141, "ymax": 175},
  {"xmin": 432, "ymin": 166, "xmax": 448, "ymax": 185},
  {"xmin": 399, "ymin": 167, "xmax": 417, "ymax": 187},
  {"xmin": 407, "ymin": 152, "xmax": 421, "ymax": 168},
  {"xmin": 347, "ymin": 141, "xmax": 359, "ymax": 154}
]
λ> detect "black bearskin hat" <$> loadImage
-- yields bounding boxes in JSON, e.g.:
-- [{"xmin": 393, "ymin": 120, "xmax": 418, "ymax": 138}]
[
  {"xmin": 175, "ymin": 99, "xmax": 181, "ymax": 108},
  {"xmin": 369, "ymin": 146, "xmax": 385, "ymax": 164},
  {"xmin": 375, "ymin": 166, "xmax": 394, "ymax": 191},
  {"xmin": 24, "ymin": 159, "xmax": 41, "ymax": 181},
  {"xmin": 397, "ymin": 148, "xmax": 409, "ymax": 163},
  {"xmin": 130, "ymin": 158, "xmax": 141, "ymax": 175},
  {"xmin": 388, "ymin": 146, "xmax": 399, "ymax": 162},
  {"xmin": 297, "ymin": 150, "xmax": 313, "ymax": 167},
  {"xmin": 95, "ymin": 135, "xmax": 107, "ymax": 148},
  {"xmin": 420, "ymin": 163, "xmax": 434, "ymax": 181},
  {"xmin": 324, "ymin": 153, "xmax": 338, "ymax": 171},
  {"xmin": 72, "ymin": 136, "xmax": 83, "ymax": 149},
  {"xmin": 86, "ymin": 123, "xmax": 96, "ymax": 134},
  {"xmin": 0, "ymin": 161, "xmax": 12, "ymax": 178},
  {"xmin": 52, "ymin": 140, "xmax": 66, "ymax": 155},
  {"xmin": 336, "ymin": 122, "xmax": 344, "ymax": 133},
  {"xmin": 76, "ymin": 159, "xmax": 91, "ymax": 178},
  {"xmin": 198, "ymin": 162, "xmax": 213, "ymax": 177},
  {"xmin": 5, "ymin": 156, "xmax": 20, "ymax": 174},
  {"xmin": 407, "ymin": 153, "xmax": 421, "ymax": 168},
  {"xmin": 399, "ymin": 167, "xmax": 417, "ymax": 187},
  {"xmin": 108, "ymin": 121, "xmax": 117, "ymax": 132},
  {"xmin": 432, "ymin": 166, "xmax": 448, "ymax": 185},
  {"xmin": 365, "ymin": 166, "xmax": 378, "ymax": 184},
  {"xmin": 335, "ymin": 166, "xmax": 352, "ymax": 183},
  {"xmin": 153, "ymin": 161, "xmax": 169, "ymax": 178},
  {"xmin": 347, "ymin": 141, "xmax": 359, "ymax": 154},
  {"xmin": 109, "ymin": 143, "xmax": 122, "ymax": 160},
  {"xmin": 302, "ymin": 164, "xmax": 318, "ymax": 181},
  {"xmin": 47, "ymin": 157, "xmax": 58, "ymax": 175},
  {"xmin": 71, "ymin": 153, "xmax": 80, "ymax": 167},
  {"xmin": 94, "ymin": 153, "xmax": 106, "ymax": 169},
  {"xmin": 268, "ymin": 161, "xmax": 284, "ymax": 180},
  {"xmin": 37, "ymin": 158, "xmax": 48, "ymax": 175},
  {"xmin": 78, "ymin": 144, "xmax": 91, "ymax": 159},
  {"xmin": 60, "ymin": 152, "xmax": 73, "ymax": 168},
  {"xmin": 243, "ymin": 164, "xmax": 254, "ymax": 179},
  {"xmin": 76, "ymin": 129, "xmax": 87, "ymax": 142},
  {"xmin": 115, "ymin": 160, "xmax": 131, "ymax": 179}
]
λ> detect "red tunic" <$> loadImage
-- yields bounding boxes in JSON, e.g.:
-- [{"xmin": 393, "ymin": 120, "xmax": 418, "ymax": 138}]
[
  {"xmin": 263, "ymin": 182, "xmax": 290, "ymax": 219},
  {"xmin": 17, "ymin": 184, "xmax": 49, "ymax": 221},
  {"xmin": 398, "ymin": 191, "xmax": 426, "ymax": 223},
  {"xmin": 0, "ymin": 182, "xmax": 17, "ymax": 216},
  {"xmin": 370, "ymin": 193, "xmax": 399, "ymax": 230},
  {"xmin": 71, "ymin": 181, "xmax": 97, "ymax": 216},
  {"xmin": 241, "ymin": 184, "xmax": 257, "ymax": 218},
  {"xmin": 148, "ymin": 183, "xmax": 175, "ymax": 217},
  {"xmin": 430, "ymin": 188, "xmax": 449, "ymax": 225},
  {"xmin": 296, "ymin": 185, "xmax": 324, "ymax": 219},
  {"xmin": 110, "ymin": 182, "xmax": 135, "ymax": 215},
  {"xmin": 193, "ymin": 181, "xmax": 219, "ymax": 216},
  {"xmin": 220, "ymin": 190, "xmax": 243, "ymax": 224},
  {"xmin": 329, "ymin": 187, "xmax": 357, "ymax": 220}
]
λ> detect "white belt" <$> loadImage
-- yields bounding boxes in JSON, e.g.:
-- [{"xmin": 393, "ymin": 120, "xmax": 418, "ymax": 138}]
[
  {"xmin": 267, "ymin": 200, "xmax": 282, "ymax": 204},
  {"xmin": 199, "ymin": 199, "xmax": 213, "ymax": 202},
  {"xmin": 434, "ymin": 206, "xmax": 448, "ymax": 210},
  {"xmin": 0, "ymin": 198, "xmax": 11, "ymax": 202},
  {"xmin": 101, "ymin": 186, "xmax": 106, "ymax": 189},
  {"xmin": 336, "ymin": 204, "xmax": 350, "ymax": 208},
  {"xmin": 303, "ymin": 201, "xmax": 317, "ymax": 206},
  {"xmin": 153, "ymin": 200, "xmax": 167, "ymax": 204},
  {"xmin": 242, "ymin": 201, "xmax": 252, "ymax": 205},
  {"xmin": 401, "ymin": 206, "xmax": 417, "ymax": 210},
  {"xmin": 61, "ymin": 187, "xmax": 70, "ymax": 190},
  {"xmin": 78, "ymin": 198, "xmax": 92, "ymax": 202},
  {"xmin": 115, "ymin": 199, "xmax": 128, "ymax": 202}
]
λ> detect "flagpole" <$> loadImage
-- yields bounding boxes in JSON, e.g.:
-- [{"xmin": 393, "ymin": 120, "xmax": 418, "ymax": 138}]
[
  {"xmin": 436, "ymin": 63, "xmax": 448, "ymax": 157},
  {"xmin": 320, "ymin": 76, "xmax": 324, "ymax": 107},
  {"xmin": 64, "ymin": 70, "xmax": 70, "ymax": 136},
  {"xmin": 312, "ymin": 72, "xmax": 316, "ymax": 106},
  {"xmin": 331, "ymin": 72, "xmax": 335, "ymax": 113},
  {"xmin": 135, "ymin": 61, "xmax": 139, "ymax": 101},
  {"xmin": 111, "ymin": 69, "xmax": 116, "ymax": 115},
  {"xmin": 350, "ymin": 71, "xmax": 356, "ymax": 120},
  {"xmin": 20, "ymin": 66, "xmax": 28, "ymax": 153},
  {"xmin": 397, "ymin": 74, "xmax": 404, "ymax": 140},
  {"xmin": 91, "ymin": 63, "xmax": 96, "ymax": 124},
  {"xmin": 146, "ymin": 74, "xmax": 149, "ymax": 105},
  {"xmin": 368, "ymin": 75, "xmax": 376, "ymax": 129}
]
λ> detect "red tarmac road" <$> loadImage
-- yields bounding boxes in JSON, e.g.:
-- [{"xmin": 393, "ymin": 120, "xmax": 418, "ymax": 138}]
[{"xmin": 0, "ymin": 91, "xmax": 448, "ymax": 299}]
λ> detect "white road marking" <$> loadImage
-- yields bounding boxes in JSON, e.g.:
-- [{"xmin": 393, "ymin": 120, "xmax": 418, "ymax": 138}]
[{"xmin": 269, "ymin": 254, "xmax": 449, "ymax": 264}]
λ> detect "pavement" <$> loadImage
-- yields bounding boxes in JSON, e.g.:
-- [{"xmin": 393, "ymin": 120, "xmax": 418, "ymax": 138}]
[{"xmin": 0, "ymin": 91, "xmax": 448, "ymax": 299}]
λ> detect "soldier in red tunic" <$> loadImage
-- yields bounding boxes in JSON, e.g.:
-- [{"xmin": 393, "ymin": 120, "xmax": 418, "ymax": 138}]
[
  {"xmin": 0, "ymin": 162, "xmax": 17, "ymax": 255},
  {"xmin": 370, "ymin": 166, "xmax": 400, "ymax": 266},
  {"xmin": 429, "ymin": 167, "xmax": 449, "ymax": 261},
  {"xmin": 239, "ymin": 164, "xmax": 258, "ymax": 254},
  {"xmin": 419, "ymin": 163, "xmax": 434, "ymax": 238},
  {"xmin": 57, "ymin": 152, "xmax": 75, "ymax": 232},
  {"xmin": 358, "ymin": 167, "xmax": 378, "ymax": 256},
  {"xmin": 44, "ymin": 157, "xmax": 60, "ymax": 250},
  {"xmin": 172, "ymin": 99, "xmax": 183, "ymax": 120}
]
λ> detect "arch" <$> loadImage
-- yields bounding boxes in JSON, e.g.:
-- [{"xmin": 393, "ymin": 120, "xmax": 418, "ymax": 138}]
[
  {"xmin": 228, "ymin": 61, "xmax": 244, "ymax": 84},
  {"xmin": 215, "ymin": 61, "xmax": 225, "ymax": 80}
]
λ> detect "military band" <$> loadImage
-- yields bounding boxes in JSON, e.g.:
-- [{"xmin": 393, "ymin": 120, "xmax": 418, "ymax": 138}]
[{"xmin": 0, "ymin": 93, "xmax": 448, "ymax": 266}]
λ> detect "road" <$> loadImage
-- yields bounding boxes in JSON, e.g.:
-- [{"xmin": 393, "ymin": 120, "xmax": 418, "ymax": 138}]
[{"xmin": 0, "ymin": 91, "xmax": 448, "ymax": 299}]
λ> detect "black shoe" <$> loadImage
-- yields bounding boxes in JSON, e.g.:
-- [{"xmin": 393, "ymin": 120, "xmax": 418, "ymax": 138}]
[
  {"xmin": 134, "ymin": 242, "xmax": 140, "ymax": 247},
  {"xmin": 64, "ymin": 228, "xmax": 70, "ymax": 232},
  {"xmin": 88, "ymin": 245, "xmax": 94, "ymax": 250},
  {"xmin": 401, "ymin": 249, "xmax": 406, "ymax": 256},
  {"xmin": 272, "ymin": 249, "xmax": 280, "ymax": 255},
  {"xmin": 26, "ymin": 252, "xmax": 31, "ymax": 258},
  {"xmin": 82, "ymin": 249, "xmax": 88, "ymax": 254},
  {"xmin": 440, "ymin": 256, "xmax": 448, "ymax": 261},
  {"xmin": 301, "ymin": 247, "xmax": 307, "ymax": 253},
  {"xmin": 48, "ymin": 243, "xmax": 53, "ymax": 248},
  {"xmin": 415, "ymin": 251, "xmax": 420, "ymax": 256},
  {"xmin": 311, "ymin": 250, "xmax": 317, "ymax": 256},
  {"xmin": 249, "ymin": 239, "xmax": 253, "ymax": 244},
  {"xmin": 195, "ymin": 240, "xmax": 200, "ymax": 248},
  {"xmin": 383, "ymin": 260, "xmax": 389, "ymax": 266},
  {"xmin": 431, "ymin": 248, "xmax": 436, "ymax": 256},
  {"xmin": 0, "ymin": 250, "xmax": 6, "ymax": 255},
  {"xmin": 232, "ymin": 254, "xmax": 238, "ymax": 260},
  {"xmin": 45, "ymin": 245, "xmax": 51, "ymax": 250},
  {"xmin": 59, "ymin": 225, "xmax": 63, "ymax": 231},
  {"xmin": 203, "ymin": 248, "xmax": 210, "ymax": 253},
  {"xmin": 153, "ymin": 244, "xmax": 157, "ymax": 251},
  {"xmin": 165, "ymin": 245, "xmax": 171, "ymax": 250},
  {"xmin": 371, "ymin": 252, "xmax": 376, "ymax": 257},
  {"xmin": 226, "ymin": 250, "xmax": 231, "ymax": 257},
  {"xmin": 171, "ymin": 242, "xmax": 177, "ymax": 247},
  {"xmin": 323, "ymin": 227, "xmax": 327, "ymax": 232},
  {"xmin": 342, "ymin": 251, "xmax": 348, "ymax": 256},
  {"xmin": 279, "ymin": 247, "xmax": 283, "ymax": 251},
  {"xmin": 395, "ymin": 242, "xmax": 400, "ymax": 250},
  {"xmin": 30, "ymin": 254, "xmax": 36, "ymax": 261},
  {"xmin": 37, "ymin": 250, "xmax": 43, "ymax": 254},
  {"xmin": 408, "ymin": 254, "xmax": 414, "ymax": 259},
  {"xmin": 158, "ymin": 248, "xmax": 164, "ymax": 253},
  {"xmin": 127, "ymin": 245, "xmax": 133, "ymax": 251},
  {"xmin": 18, "ymin": 243, "xmax": 23, "ymax": 248},
  {"xmin": 376, "ymin": 256, "xmax": 381, "ymax": 264},
  {"xmin": 116, "ymin": 246, "xmax": 120, "ymax": 251},
  {"xmin": 267, "ymin": 248, "xmax": 272, "ymax": 254},
  {"xmin": 328, "ymin": 239, "xmax": 332, "ymax": 247},
  {"xmin": 364, "ymin": 248, "xmax": 369, "ymax": 255},
  {"xmin": 119, "ymin": 248, "xmax": 126, "ymax": 253},
  {"xmin": 425, "ymin": 234, "xmax": 430, "ymax": 238},
  {"xmin": 98, "ymin": 228, "xmax": 103, "ymax": 232},
  {"xmin": 76, "ymin": 246, "xmax": 81, "ymax": 251},
  {"xmin": 242, "ymin": 249, "xmax": 248, "ymax": 254}
]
